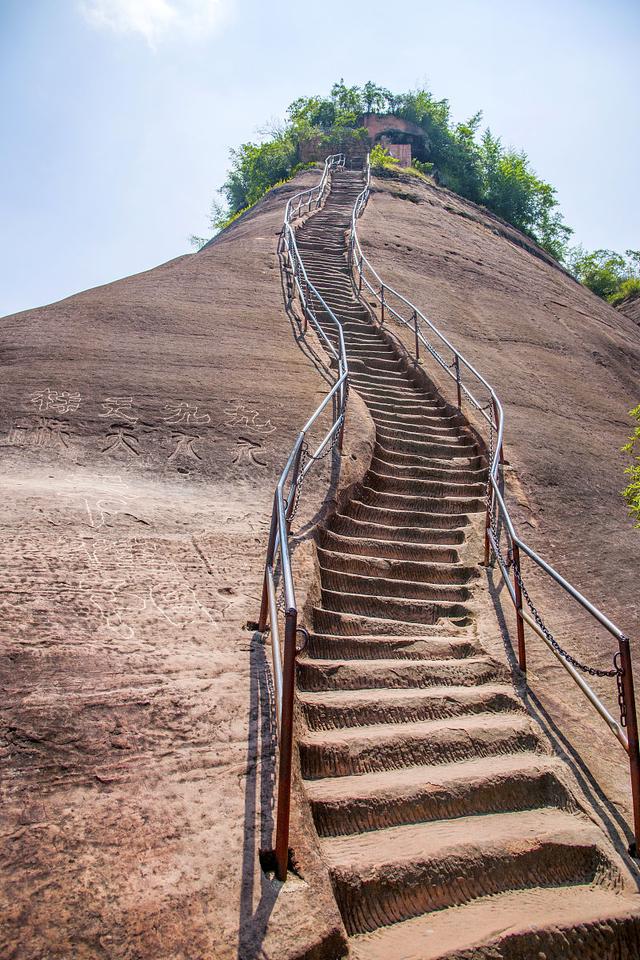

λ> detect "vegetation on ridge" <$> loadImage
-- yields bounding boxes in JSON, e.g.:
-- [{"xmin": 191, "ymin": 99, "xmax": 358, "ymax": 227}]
[
  {"xmin": 196, "ymin": 80, "xmax": 573, "ymax": 260},
  {"xmin": 194, "ymin": 79, "xmax": 638, "ymax": 312},
  {"xmin": 567, "ymin": 248, "xmax": 640, "ymax": 305},
  {"xmin": 622, "ymin": 406, "xmax": 640, "ymax": 529}
]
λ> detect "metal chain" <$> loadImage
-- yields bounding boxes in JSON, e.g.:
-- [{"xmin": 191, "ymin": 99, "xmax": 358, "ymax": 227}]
[
  {"xmin": 303, "ymin": 405, "xmax": 347, "ymax": 465},
  {"xmin": 615, "ymin": 652, "xmax": 628, "ymax": 728},
  {"xmin": 486, "ymin": 417, "xmax": 618, "ymax": 680},
  {"xmin": 511, "ymin": 555, "xmax": 618, "ymax": 678},
  {"xmin": 286, "ymin": 444, "xmax": 308, "ymax": 524},
  {"xmin": 276, "ymin": 571, "xmax": 286, "ymax": 614}
]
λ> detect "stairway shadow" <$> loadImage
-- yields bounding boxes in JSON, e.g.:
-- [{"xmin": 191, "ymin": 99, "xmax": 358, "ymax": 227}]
[{"xmin": 236, "ymin": 633, "xmax": 279, "ymax": 960}]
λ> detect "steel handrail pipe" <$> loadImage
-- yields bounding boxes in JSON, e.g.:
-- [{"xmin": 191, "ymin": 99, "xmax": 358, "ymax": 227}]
[
  {"xmin": 258, "ymin": 153, "xmax": 349, "ymax": 880},
  {"xmin": 350, "ymin": 153, "xmax": 640, "ymax": 852}
]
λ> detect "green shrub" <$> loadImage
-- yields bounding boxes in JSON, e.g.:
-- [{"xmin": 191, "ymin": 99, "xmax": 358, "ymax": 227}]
[
  {"xmin": 622, "ymin": 405, "xmax": 640, "ymax": 528},
  {"xmin": 610, "ymin": 277, "xmax": 640, "ymax": 307},
  {"xmin": 412, "ymin": 159, "xmax": 434, "ymax": 176},
  {"xmin": 370, "ymin": 143, "xmax": 400, "ymax": 170}
]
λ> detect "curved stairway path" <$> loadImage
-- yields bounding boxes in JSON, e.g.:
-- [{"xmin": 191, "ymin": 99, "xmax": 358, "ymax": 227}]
[{"xmin": 292, "ymin": 167, "xmax": 640, "ymax": 959}]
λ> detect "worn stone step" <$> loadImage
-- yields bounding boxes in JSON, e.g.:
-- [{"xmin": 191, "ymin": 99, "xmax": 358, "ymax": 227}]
[
  {"xmin": 300, "ymin": 682, "xmax": 520, "ymax": 732},
  {"xmin": 306, "ymin": 752, "xmax": 570, "ymax": 835},
  {"xmin": 312, "ymin": 607, "xmax": 468, "ymax": 638},
  {"xmin": 319, "ymin": 589, "xmax": 472, "ymax": 625},
  {"xmin": 305, "ymin": 632, "xmax": 480, "ymax": 662},
  {"xmin": 374, "ymin": 441, "xmax": 484, "ymax": 470},
  {"xmin": 375, "ymin": 431, "xmax": 478, "ymax": 460},
  {"xmin": 319, "ymin": 568, "xmax": 471, "ymax": 603},
  {"xmin": 370, "ymin": 415, "xmax": 461, "ymax": 438},
  {"xmin": 324, "ymin": 806, "xmax": 616, "ymax": 936},
  {"xmin": 355, "ymin": 485, "xmax": 484, "ymax": 516},
  {"xmin": 329, "ymin": 512, "xmax": 467, "ymax": 546},
  {"xmin": 318, "ymin": 528, "xmax": 460, "ymax": 564},
  {"xmin": 370, "ymin": 454, "xmax": 486, "ymax": 485},
  {"xmin": 297, "ymin": 655, "xmax": 507, "ymax": 693},
  {"xmin": 366, "ymin": 469, "xmax": 486, "ymax": 498},
  {"xmin": 316, "ymin": 546, "xmax": 476, "ymax": 584},
  {"xmin": 343, "ymin": 499, "xmax": 472, "ymax": 529},
  {"xmin": 349, "ymin": 885, "xmax": 640, "ymax": 960},
  {"xmin": 299, "ymin": 712, "xmax": 542, "ymax": 779}
]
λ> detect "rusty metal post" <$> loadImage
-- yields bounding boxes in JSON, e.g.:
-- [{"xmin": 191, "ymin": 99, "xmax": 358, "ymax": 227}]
[
  {"xmin": 619, "ymin": 637, "xmax": 640, "ymax": 855},
  {"xmin": 454, "ymin": 355, "xmax": 462, "ymax": 410},
  {"xmin": 274, "ymin": 608, "xmax": 298, "ymax": 880},
  {"xmin": 511, "ymin": 543, "xmax": 527, "ymax": 673},
  {"xmin": 358, "ymin": 255, "xmax": 363, "ymax": 293},
  {"xmin": 380, "ymin": 285, "xmax": 385, "ymax": 323},
  {"xmin": 258, "ymin": 495, "xmax": 279, "ymax": 631},
  {"xmin": 413, "ymin": 311, "xmax": 419, "ymax": 361}
]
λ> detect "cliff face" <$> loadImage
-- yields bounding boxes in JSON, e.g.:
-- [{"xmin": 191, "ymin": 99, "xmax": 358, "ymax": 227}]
[
  {"xmin": 357, "ymin": 171, "xmax": 639, "ymax": 828},
  {"xmin": 0, "ymin": 168, "xmax": 346, "ymax": 960}
]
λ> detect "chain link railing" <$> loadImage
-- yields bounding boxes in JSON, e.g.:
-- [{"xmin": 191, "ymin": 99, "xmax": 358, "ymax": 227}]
[
  {"xmin": 257, "ymin": 154, "xmax": 348, "ymax": 880},
  {"xmin": 349, "ymin": 153, "xmax": 640, "ymax": 855}
]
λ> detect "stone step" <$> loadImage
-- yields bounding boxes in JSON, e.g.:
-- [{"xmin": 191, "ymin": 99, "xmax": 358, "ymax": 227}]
[
  {"xmin": 349, "ymin": 886, "xmax": 640, "ymax": 960},
  {"xmin": 306, "ymin": 752, "xmax": 570, "ymax": 835},
  {"xmin": 319, "ymin": 568, "xmax": 471, "ymax": 603},
  {"xmin": 323, "ymin": 807, "xmax": 614, "ymax": 936},
  {"xmin": 299, "ymin": 712, "xmax": 541, "ymax": 779},
  {"xmin": 316, "ymin": 546, "xmax": 477, "ymax": 584},
  {"xmin": 299, "ymin": 682, "xmax": 520, "ymax": 732}
]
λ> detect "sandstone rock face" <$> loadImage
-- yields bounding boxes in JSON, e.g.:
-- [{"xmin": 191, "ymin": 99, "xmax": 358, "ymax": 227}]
[
  {"xmin": 3, "ymin": 156, "xmax": 639, "ymax": 960},
  {"xmin": 0, "ymin": 168, "xmax": 347, "ymax": 960},
  {"xmin": 618, "ymin": 293, "xmax": 640, "ymax": 328}
]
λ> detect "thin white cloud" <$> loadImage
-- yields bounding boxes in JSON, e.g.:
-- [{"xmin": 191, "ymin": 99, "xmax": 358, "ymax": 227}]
[{"xmin": 79, "ymin": 0, "xmax": 229, "ymax": 46}]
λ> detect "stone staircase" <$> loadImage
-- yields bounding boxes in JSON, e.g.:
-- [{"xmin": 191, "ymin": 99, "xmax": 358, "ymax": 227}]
[{"xmin": 291, "ymin": 167, "xmax": 640, "ymax": 959}]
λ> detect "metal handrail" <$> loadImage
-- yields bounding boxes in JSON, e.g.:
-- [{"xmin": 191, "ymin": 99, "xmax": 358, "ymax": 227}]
[
  {"xmin": 258, "ymin": 154, "xmax": 348, "ymax": 880},
  {"xmin": 349, "ymin": 154, "xmax": 640, "ymax": 853}
]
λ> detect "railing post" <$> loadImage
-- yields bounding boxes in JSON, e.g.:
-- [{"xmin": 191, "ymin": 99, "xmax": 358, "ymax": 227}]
[
  {"xmin": 380, "ymin": 285, "xmax": 385, "ymax": 323},
  {"xmin": 258, "ymin": 496, "xmax": 279, "ymax": 632},
  {"xmin": 454, "ymin": 355, "xmax": 462, "ymax": 410},
  {"xmin": 619, "ymin": 637, "xmax": 640, "ymax": 855},
  {"xmin": 274, "ymin": 608, "xmax": 297, "ymax": 881},
  {"xmin": 358, "ymin": 255, "xmax": 363, "ymax": 294},
  {"xmin": 413, "ymin": 311, "xmax": 420, "ymax": 361},
  {"xmin": 511, "ymin": 543, "xmax": 527, "ymax": 673}
]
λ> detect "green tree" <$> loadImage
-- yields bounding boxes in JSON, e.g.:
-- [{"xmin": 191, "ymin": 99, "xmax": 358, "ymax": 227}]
[
  {"xmin": 568, "ymin": 248, "xmax": 640, "ymax": 303},
  {"xmin": 362, "ymin": 81, "xmax": 391, "ymax": 114}
]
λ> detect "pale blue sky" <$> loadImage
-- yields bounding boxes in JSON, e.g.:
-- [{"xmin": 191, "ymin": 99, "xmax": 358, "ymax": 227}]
[{"xmin": 1, "ymin": 0, "xmax": 638, "ymax": 316}]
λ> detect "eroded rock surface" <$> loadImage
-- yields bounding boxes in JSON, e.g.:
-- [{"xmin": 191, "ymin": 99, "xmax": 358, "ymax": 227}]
[{"xmin": 0, "ymin": 170, "xmax": 345, "ymax": 960}]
